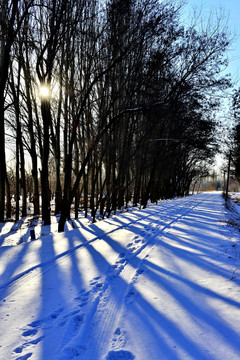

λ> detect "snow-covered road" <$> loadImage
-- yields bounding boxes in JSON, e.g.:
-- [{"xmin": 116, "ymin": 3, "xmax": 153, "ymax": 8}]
[{"xmin": 0, "ymin": 193, "xmax": 240, "ymax": 360}]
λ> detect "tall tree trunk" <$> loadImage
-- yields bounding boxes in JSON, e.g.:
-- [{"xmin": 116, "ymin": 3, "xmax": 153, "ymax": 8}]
[
  {"xmin": 22, "ymin": 51, "xmax": 40, "ymax": 216},
  {"xmin": 10, "ymin": 59, "xmax": 27, "ymax": 218},
  {"xmin": 19, "ymin": 136, "xmax": 27, "ymax": 217},
  {"xmin": 15, "ymin": 136, "xmax": 20, "ymax": 221},
  {"xmin": 0, "ymin": 0, "xmax": 22, "ymax": 222},
  {"xmin": 0, "ymin": 96, "xmax": 6, "ymax": 222},
  {"xmin": 74, "ymin": 139, "xmax": 80, "ymax": 219},
  {"xmin": 0, "ymin": 4, "xmax": 7, "ymax": 222},
  {"xmin": 84, "ymin": 171, "xmax": 88, "ymax": 219},
  {"xmin": 55, "ymin": 160, "xmax": 62, "ymax": 215},
  {"xmin": 5, "ymin": 174, "xmax": 11, "ymax": 219},
  {"xmin": 31, "ymin": 155, "xmax": 40, "ymax": 216},
  {"xmin": 40, "ymin": 98, "xmax": 51, "ymax": 225}
]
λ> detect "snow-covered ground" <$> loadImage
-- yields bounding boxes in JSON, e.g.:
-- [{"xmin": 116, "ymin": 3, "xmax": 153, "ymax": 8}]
[{"xmin": 0, "ymin": 192, "xmax": 240, "ymax": 360}]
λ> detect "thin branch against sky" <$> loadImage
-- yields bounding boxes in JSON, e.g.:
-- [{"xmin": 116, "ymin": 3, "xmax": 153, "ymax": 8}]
[{"xmin": 184, "ymin": 0, "xmax": 240, "ymax": 85}]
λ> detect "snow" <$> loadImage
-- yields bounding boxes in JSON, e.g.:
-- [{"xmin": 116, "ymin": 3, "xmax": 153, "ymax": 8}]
[{"xmin": 0, "ymin": 192, "xmax": 240, "ymax": 360}]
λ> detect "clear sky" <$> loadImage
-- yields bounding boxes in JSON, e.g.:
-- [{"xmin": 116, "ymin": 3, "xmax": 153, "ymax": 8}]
[{"xmin": 184, "ymin": 0, "xmax": 240, "ymax": 87}]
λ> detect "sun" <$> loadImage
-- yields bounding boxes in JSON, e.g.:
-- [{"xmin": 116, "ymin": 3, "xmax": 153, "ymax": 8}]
[{"xmin": 39, "ymin": 84, "xmax": 50, "ymax": 98}]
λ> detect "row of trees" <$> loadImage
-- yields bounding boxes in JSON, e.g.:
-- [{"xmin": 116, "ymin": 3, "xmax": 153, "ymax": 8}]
[
  {"xmin": 0, "ymin": 0, "xmax": 231, "ymax": 231},
  {"xmin": 232, "ymin": 89, "xmax": 240, "ymax": 180}
]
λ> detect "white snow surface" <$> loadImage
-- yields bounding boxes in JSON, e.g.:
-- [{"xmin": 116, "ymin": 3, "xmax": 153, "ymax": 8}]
[{"xmin": 0, "ymin": 192, "xmax": 240, "ymax": 360}]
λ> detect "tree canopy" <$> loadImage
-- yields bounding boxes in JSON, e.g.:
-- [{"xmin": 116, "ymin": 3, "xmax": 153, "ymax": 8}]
[{"xmin": 0, "ymin": 0, "xmax": 231, "ymax": 229}]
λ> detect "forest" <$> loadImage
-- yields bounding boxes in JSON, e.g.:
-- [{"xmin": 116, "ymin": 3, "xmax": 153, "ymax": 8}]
[{"xmin": 0, "ymin": 0, "xmax": 232, "ymax": 231}]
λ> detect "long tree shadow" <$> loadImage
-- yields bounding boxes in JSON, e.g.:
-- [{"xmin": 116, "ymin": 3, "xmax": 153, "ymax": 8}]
[
  {"xmin": 14, "ymin": 232, "xmax": 87, "ymax": 360},
  {"xmin": 60, "ymin": 231, "xmax": 142, "ymax": 359},
  {"xmin": 68, "ymin": 192, "xmax": 240, "ymax": 359},
  {"xmin": 143, "ymin": 257, "xmax": 240, "ymax": 309},
  {"xmin": 1, "ymin": 192, "xmax": 235, "ymax": 359},
  {"xmin": 60, "ymin": 217, "xmax": 234, "ymax": 359},
  {"xmin": 55, "ymin": 200, "xmax": 211, "ymax": 358},
  {"xmin": 126, "ymin": 257, "xmax": 240, "ymax": 359},
  {"xmin": 0, "ymin": 241, "xmax": 30, "ymax": 300},
  {"xmin": 35, "ymin": 235, "xmax": 77, "ymax": 359},
  {"xmin": 124, "ymin": 290, "xmax": 213, "ymax": 360}
]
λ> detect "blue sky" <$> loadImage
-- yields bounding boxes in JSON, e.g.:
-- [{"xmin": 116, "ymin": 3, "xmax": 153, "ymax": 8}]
[{"xmin": 185, "ymin": 0, "xmax": 240, "ymax": 87}]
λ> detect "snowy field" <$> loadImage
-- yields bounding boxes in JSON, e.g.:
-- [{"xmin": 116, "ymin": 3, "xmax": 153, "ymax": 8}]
[{"xmin": 0, "ymin": 192, "xmax": 240, "ymax": 360}]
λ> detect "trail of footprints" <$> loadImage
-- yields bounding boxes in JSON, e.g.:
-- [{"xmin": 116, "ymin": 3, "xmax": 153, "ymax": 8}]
[
  {"xmin": 10, "ymin": 203, "xmax": 199, "ymax": 359},
  {"xmin": 12, "ymin": 230, "xmax": 152, "ymax": 359},
  {"xmin": 13, "ymin": 286, "xmax": 95, "ymax": 359}
]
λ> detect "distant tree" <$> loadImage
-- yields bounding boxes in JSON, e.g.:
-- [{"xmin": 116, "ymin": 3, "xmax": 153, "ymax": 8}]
[{"xmin": 231, "ymin": 88, "xmax": 240, "ymax": 180}]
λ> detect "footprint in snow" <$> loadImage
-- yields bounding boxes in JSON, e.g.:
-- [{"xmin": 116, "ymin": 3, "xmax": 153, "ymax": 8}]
[
  {"xmin": 116, "ymin": 258, "xmax": 126, "ymax": 265},
  {"xmin": 127, "ymin": 237, "xmax": 146, "ymax": 254},
  {"xmin": 26, "ymin": 336, "xmax": 45, "ymax": 345},
  {"xmin": 106, "ymin": 350, "xmax": 135, "ymax": 359},
  {"xmin": 15, "ymin": 353, "xmax": 33, "ymax": 360},
  {"xmin": 14, "ymin": 317, "xmax": 46, "ymax": 357},
  {"xmin": 14, "ymin": 336, "xmax": 45, "ymax": 354},
  {"xmin": 130, "ymin": 268, "xmax": 145, "ymax": 288},
  {"xmin": 28, "ymin": 307, "xmax": 64, "ymax": 328},
  {"xmin": 59, "ymin": 311, "xmax": 82, "ymax": 329},
  {"xmin": 90, "ymin": 276, "xmax": 101, "ymax": 284},
  {"xmin": 111, "ymin": 328, "xmax": 126, "ymax": 349},
  {"xmin": 136, "ymin": 268, "xmax": 144, "ymax": 276},
  {"xmin": 125, "ymin": 288, "xmax": 135, "ymax": 304},
  {"xmin": 74, "ymin": 289, "xmax": 91, "ymax": 309},
  {"xmin": 107, "ymin": 253, "xmax": 129, "ymax": 279},
  {"xmin": 90, "ymin": 277, "xmax": 104, "ymax": 290},
  {"xmin": 127, "ymin": 289, "xmax": 135, "ymax": 297},
  {"xmin": 22, "ymin": 329, "xmax": 38, "ymax": 337},
  {"xmin": 91, "ymin": 282, "xmax": 103, "ymax": 292},
  {"xmin": 58, "ymin": 345, "xmax": 87, "ymax": 360},
  {"xmin": 78, "ymin": 301, "xmax": 87, "ymax": 308},
  {"xmin": 60, "ymin": 314, "xmax": 85, "ymax": 348}
]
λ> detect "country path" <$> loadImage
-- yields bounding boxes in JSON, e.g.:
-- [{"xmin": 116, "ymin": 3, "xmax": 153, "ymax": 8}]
[{"xmin": 0, "ymin": 193, "xmax": 239, "ymax": 360}]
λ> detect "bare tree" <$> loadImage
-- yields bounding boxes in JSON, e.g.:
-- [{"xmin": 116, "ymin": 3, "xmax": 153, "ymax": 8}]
[{"xmin": 0, "ymin": 0, "xmax": 34, "ymax": 221}]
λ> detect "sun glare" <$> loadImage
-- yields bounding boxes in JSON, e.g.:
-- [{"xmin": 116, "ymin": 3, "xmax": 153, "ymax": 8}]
[{"xmin": 39, "ymin": 85, "xmax": 50, "ymax": 98}]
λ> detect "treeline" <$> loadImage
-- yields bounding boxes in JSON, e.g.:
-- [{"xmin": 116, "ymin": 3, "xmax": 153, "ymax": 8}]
[
  {"xmin": 232, "ymin": 89, "xmax": 240, "ymax": 180},
  {"xmin": 0, "ymin": 0, "xmax": 231, "ymax": 231}
]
